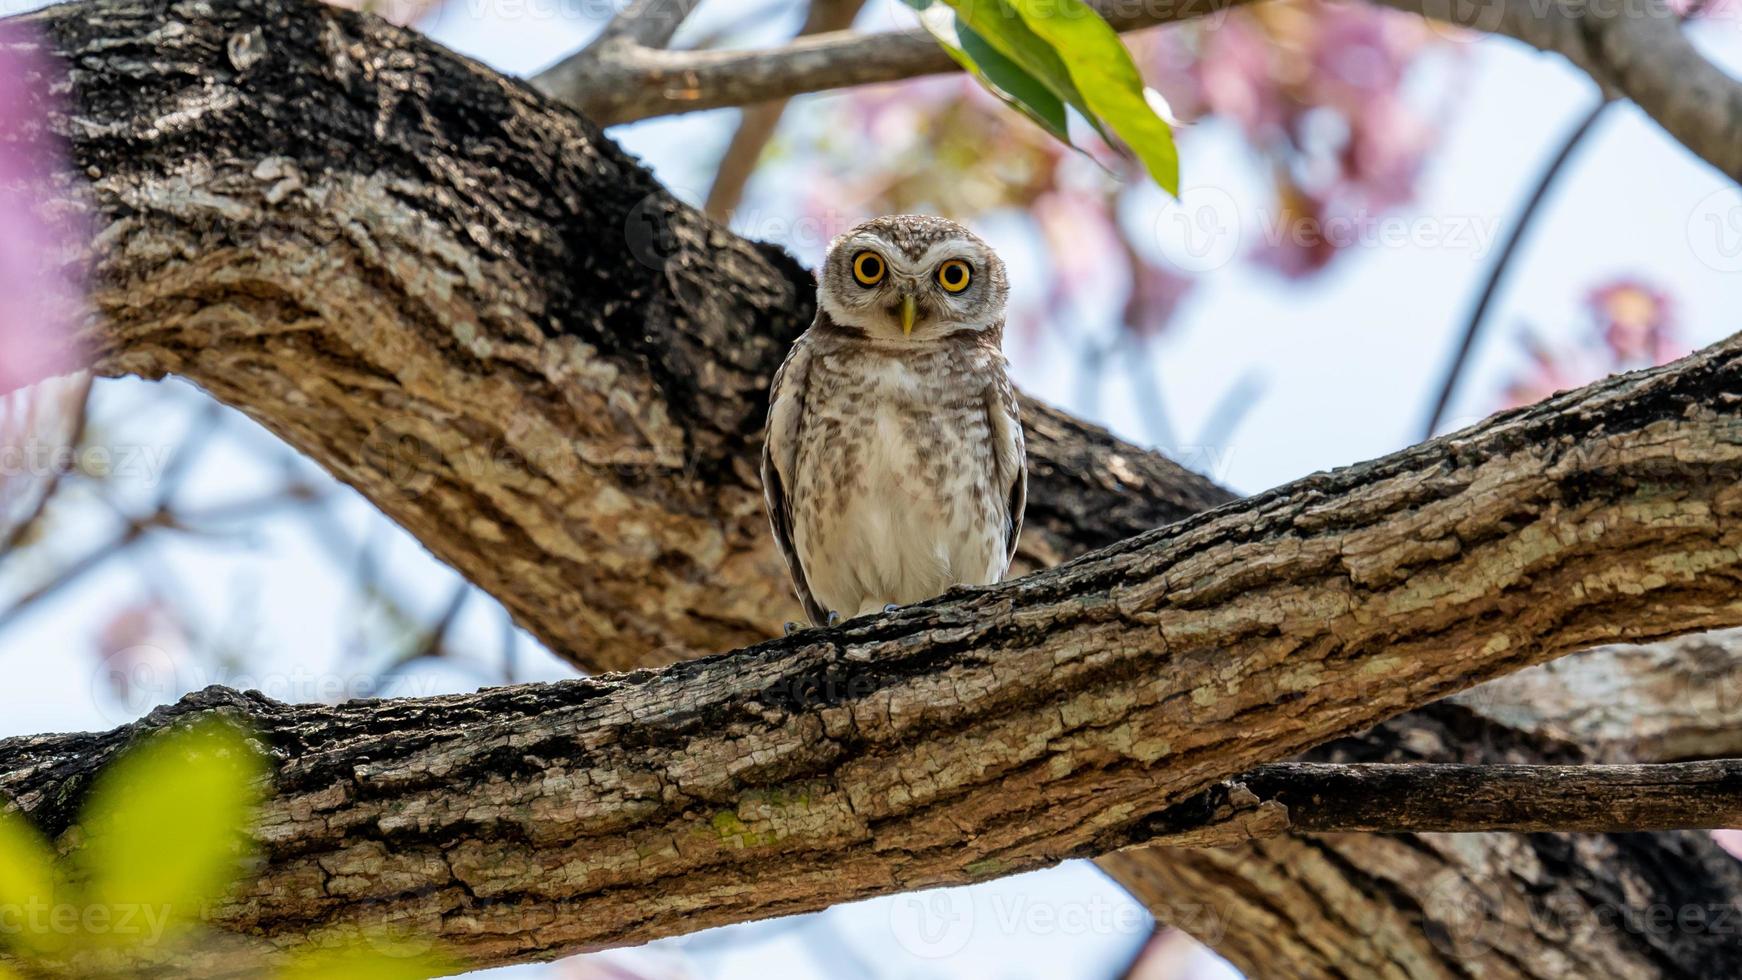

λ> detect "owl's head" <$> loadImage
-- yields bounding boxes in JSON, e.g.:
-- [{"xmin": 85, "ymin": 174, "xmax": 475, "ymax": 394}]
[{"xmin": 818, "ymin": 215, "xmax": 1008, "ymax": 342}]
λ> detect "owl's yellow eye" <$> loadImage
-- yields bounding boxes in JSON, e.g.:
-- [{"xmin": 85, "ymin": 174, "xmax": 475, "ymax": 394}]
[
  {"xmin": 936, "ymin": 259, "xmax": 972, "ymax": 293},
  {"xmin": 852, "ymin": 251, "xmax": 885, "ymax": 287}
]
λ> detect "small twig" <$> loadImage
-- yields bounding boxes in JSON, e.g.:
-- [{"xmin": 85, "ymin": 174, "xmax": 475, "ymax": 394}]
[
  {"xmin": 0, "ymin": 374, "xmax": 92, "ymax": 557},
  {"xmin": 585, "ymin": 0, "xmax": 706, "ymax": 53},
  {"xmin": 501, "ymin": 608, "xmax": 520, "ymax": 683},
  {"xmin": 1195, "ymin": 369, "xmax": 1263, "ymax": 454},
  {"xmin": 1418, "ymin": 99, "xmax": 1612, "ymax": 439},
  {"xmin": 1141, "ymin": 760, "xmax": 1742, "ymax": 847},
  {"xmin": 0, "ymin": 485, "xmax": 325, "ymax": 636},
  {"xmin": 1121, "ymin": 335, "xmax": 1178, "ymax": 450},
  {"xmin": 358, "ymin": 584, "xmax": 471, "ymax": 697}
]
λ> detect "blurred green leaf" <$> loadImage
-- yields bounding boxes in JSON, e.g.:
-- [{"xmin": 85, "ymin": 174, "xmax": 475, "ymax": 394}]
[
  {"xmin": 277, "ymin": 942, "xmax": 452, "ymax": 980},
  {"xmin": 1006, "ymin": 0, "xmax": 1179, "ymax": 193},
  {"xmin": 0, "ymin": 807, "xmax": 64, "ymax": 956},
  {"xmin": 907, "ymin": 0, "xmax": 1071, "ymax": 143},
  {"xmin": 75, "ymin": 717, "xmax": 265, "ymax": 944}
]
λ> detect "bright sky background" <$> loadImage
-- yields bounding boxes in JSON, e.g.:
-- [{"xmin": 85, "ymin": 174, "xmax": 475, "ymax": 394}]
[{"xmin": 2, "ymin": 0, "xmax": 1739, "ymax": 977}]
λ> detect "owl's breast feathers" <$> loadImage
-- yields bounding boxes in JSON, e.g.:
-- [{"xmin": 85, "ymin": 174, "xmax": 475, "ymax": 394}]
[{"xmin": 763, "ymin": 317, "xmax": 1027, "ymax": 624}]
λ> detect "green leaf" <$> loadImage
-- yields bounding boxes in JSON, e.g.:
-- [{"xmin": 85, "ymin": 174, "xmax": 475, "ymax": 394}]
[
  {"xmin": 0, "ymin": 807, "xmax": 66, "ymax": 957},
  {"xmin": 1003, "ymin": 0, "xmax": 1180, "ymax": 194},
  {"xmin": 75, "ymin": 717, "xmax": 265, "ymax": 946},
  {"xmin": 940, "ymin": 0, "xmax": 1108, "ymax": 141},
  {"xmin": 277, "ymin": 943, "xmax": 452, "ymax": 980},
  {"xmin": 909, "ymin": 1, "xmax": 1071, "ymax": 143}
]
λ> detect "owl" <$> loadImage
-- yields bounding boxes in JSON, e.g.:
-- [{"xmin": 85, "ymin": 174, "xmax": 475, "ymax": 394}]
[{"xmin": 762, "ymin": 215, "xmax": 1027, "ymax": 627}]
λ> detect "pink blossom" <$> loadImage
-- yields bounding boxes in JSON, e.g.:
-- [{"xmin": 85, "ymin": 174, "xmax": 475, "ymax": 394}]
[
  {"xmin": 0, "ymin": 22, "xmax": 87, "ymax": 394},
  {"xmin": 1588, "ymin": 278, "xmax": 1682, "ymax": 367},
  {"xmin": 1498, "ymin": 277, "xmax": 1686, "ymax": 411}
]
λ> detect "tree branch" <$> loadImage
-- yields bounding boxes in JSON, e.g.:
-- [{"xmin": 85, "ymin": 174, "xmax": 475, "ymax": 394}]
[
  {"xmin": 532, "ymin": 0, "xmax": 1254, "ymax": 125},
  {"xmin": 1421, "ymin": 98, "xmax": 1611, "ymax": 440},
  {"xmin": 1453, "ymin": 627, "xmax": 1742, "ymax": 763},
  {"xmin": 7, "ymin": 312, "xmax": 1742, "ymax": 968},
  {"xmin": 1192, "ymin": 760, "xmax": 1742, "ymax": 840},
  {"xmin": 585, "ymin": 0, "xmax": 705, "ymax": 52},
  {"xmin": 1378, "ymin": 0, "xmax": 1742, "ymax": 181},
  {"xmin": 534, "ymin": 0, "xmax": 1742, "ymax": 185}
]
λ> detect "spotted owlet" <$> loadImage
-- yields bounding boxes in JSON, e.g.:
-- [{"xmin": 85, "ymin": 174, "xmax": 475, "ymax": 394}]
[{"xmin": 762, "ymin": 215, "xmax": 1027, "ymax": 626}]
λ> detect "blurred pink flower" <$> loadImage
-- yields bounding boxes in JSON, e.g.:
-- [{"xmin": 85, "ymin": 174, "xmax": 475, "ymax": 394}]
[
  {"xmin": 1197, "ymin": 16, "xmax": 1286, "ymax": 138},
  {"xmin": 93, "ymin": 598, "xmax": 193, "ymax": 709},
  {"xmin": 1183, "ymin": 3, "xmax": 1448, "ymax": 275},
  {"xmin": 0, "ymin": 22, "xmax": 87, "ymax": 394},
  {"xmin": 1588, "ymin": 278, "xmax": 1681, "ymax": 367},
  {"xmin": 1498, "ymin": 276, "xmax": 1685, "ymax": 410}
]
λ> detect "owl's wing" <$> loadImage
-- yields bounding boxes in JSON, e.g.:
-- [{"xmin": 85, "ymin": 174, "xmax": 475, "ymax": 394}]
[
  {"xmin": 986, "ymin": 372, "xmax": 1028, "ymax": 570},
  {"xmin": 762, "ymin": 334, "xmax": 829, "ymax": 626}
]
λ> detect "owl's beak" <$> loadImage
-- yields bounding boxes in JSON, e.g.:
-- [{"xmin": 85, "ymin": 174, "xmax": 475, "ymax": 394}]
[{"xmin": 900, "ymin": 295, "xmax": 917, "ymax": 336}]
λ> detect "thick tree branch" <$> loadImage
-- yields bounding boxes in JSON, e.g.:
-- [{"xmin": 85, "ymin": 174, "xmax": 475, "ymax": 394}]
[
  {"xmin": 1453, "ymin": 627, "xmax": 1742, "ymax": 762},
  {"xmin": 7, "ymin": 317, "xmax": 1742, "ymax": 968}
]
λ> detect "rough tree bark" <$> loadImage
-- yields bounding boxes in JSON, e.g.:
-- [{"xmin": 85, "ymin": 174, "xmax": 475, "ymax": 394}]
[
  {"xmin": 8, "ymin": 320, "xmax": 1742, "ymax": 968},
  {"xmin": 5, "ymin": 0, "xmax": 1742, "ymax": 977}
]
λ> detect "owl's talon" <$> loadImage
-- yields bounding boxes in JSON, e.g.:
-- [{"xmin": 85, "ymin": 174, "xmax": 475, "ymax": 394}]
[
  {"xmin": 883, "ymin": 603, "xmax": 899, "ymax": 614},
  {"xmin": 826, "ymin": 610, "xmax": 841, "ymax": 627},
  {"xmin": 783, "ymin": 621, "xmax": 804, "ymax": 635}
]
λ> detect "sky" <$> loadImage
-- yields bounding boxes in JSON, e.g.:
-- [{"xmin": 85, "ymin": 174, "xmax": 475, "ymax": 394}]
[{"xmin": 1, "ymin": 0, "xmax": 1738, "ymax": 978}]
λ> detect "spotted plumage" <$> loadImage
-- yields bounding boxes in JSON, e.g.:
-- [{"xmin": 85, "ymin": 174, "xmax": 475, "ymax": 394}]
[{"xmin": 763, "ymin": 215, "xmax": 1027, "ymax": 625}]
